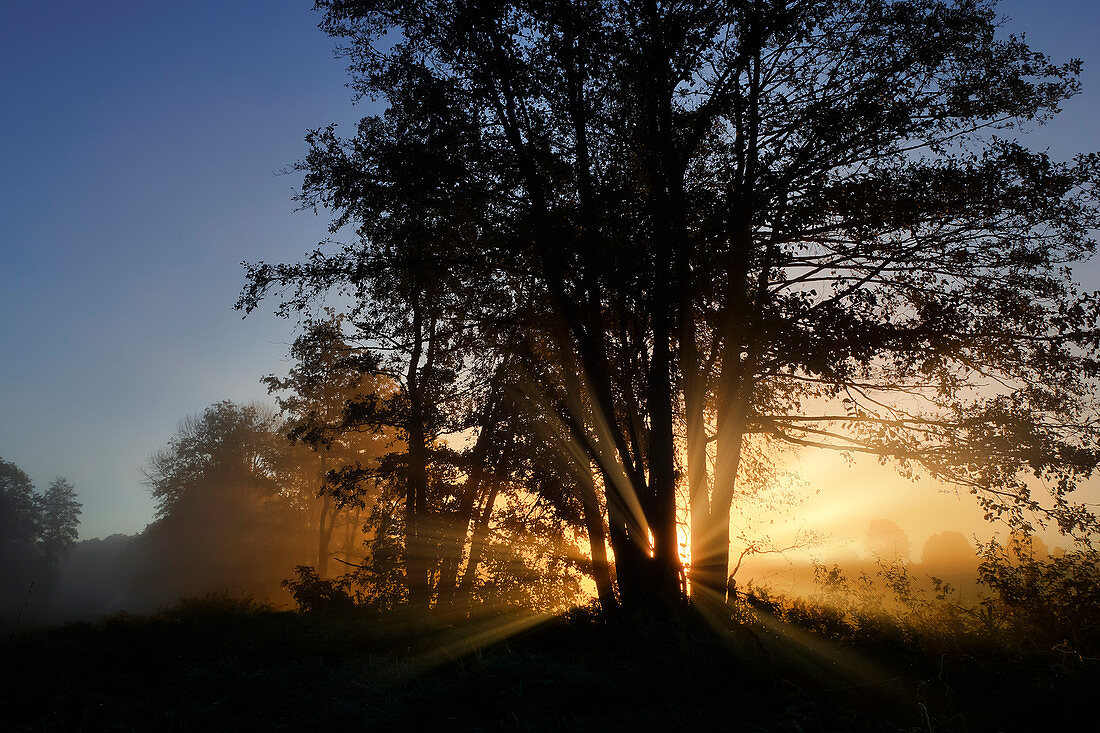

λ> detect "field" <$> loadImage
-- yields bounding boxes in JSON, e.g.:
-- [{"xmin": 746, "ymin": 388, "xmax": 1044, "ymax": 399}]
[{"xmin": 4, "ymin": 592, "xmax": 1097, "ymax": 732}]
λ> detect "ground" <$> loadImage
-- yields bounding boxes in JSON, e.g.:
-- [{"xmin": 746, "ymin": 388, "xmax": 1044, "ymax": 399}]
[{"xmin": 2, "ymin": 595, "xmax": 1096, "ymax": 731}]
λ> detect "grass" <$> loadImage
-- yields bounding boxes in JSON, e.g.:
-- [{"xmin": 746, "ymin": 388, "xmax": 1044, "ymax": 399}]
[{"xmin": 2, "ymin": 592, "xmax": 1097, "ymax": 731}]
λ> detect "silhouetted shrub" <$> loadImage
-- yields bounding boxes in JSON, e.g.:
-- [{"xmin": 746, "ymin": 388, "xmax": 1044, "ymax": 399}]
[
  {"xmin": 738, "ymin": 538, "xmax": 1100, "ymax": 665},
  {"xmin": 282, "ymin": 565, "xmax": 357, "ymax": 613},
  {"xmin": 977, "ymin": 537, "xmax": 1100, "ymax": 656}
]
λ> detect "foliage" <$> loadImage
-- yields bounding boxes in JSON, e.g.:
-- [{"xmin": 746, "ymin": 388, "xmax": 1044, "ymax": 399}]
[
  {"xmin": 740, "ymin": 538, "xmax": 1100, "ymax": 662},
  {"xmin": 351, "ymin": 480, "xmax": 409, "ymax": 609},
  {"xmin": 133, "ymin": 402, "xmax": 315, "ymax": 609},
  {"xmin": 0, "ymin": 458, "xmax": 39, "ymax": 559},
  {"xmin": 163, "ymin": 591, "xmax": 275, "ymax": 619},
  {"xmin": 144, "ymin": 401, "xmax": 285, "ymax": 518},
  {"xmin": 474, "ymin": 513, "xmax": 586, "ymax": 614},
  {"xmin": 976, "ymin": 535, "xmax": 1100, "ymax": 654},
  {"xmin": 19, "ymin": 390, "xmax": 584, "ymax": 622},
  {"xmin": 35, "ymin": 477, "xmax": 82, "ymax": 564},
  {"xmin": 282, "ymin": 566, "xmax": 359, "ymax": 614},
  {"xmin": 264, "ymin": 316, "xmax": 395, "ymax": 577},
  {"xmin": 241, "ymin": 0, "xmax": 1100, "ymax": 614},
  {"xmin": 0, "ymin": 458, "xmax": 81, "ymax": 621}
]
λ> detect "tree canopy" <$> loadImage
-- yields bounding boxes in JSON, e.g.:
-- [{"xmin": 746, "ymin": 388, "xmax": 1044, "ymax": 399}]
[
  {"xmin": 240, "ymin": 0, "xmax": 1100, "ymax": 615},
  {"xmin": 0, "ymin": 457, "xmax": 82, "ymax": 618},
  {"xmin": 136, "ymin": 402, "xmax": 316, "ymax": 606},
  {"xmin": 37, "ymin": 477, "xmax": 82, "ymax": 565}
]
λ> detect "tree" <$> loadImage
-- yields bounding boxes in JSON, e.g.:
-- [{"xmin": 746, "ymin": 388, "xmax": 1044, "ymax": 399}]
[
  {"xmin": 0, "ymin": 460, "xmax": 83, "ymax": 618},
  {"xmin": 35, "ymin": 477, "xmax": 81, "ymax": 565},
  {"xmin": 249, "ymin": 79, "xmax": 501, "ymax": 608},
  {"xmin": 137, "ymin": 402, "xmax": 315, "ymax": 607},
  {"xmin": 865, "ymin": 519, "xmax": 911, "ymax": 564},
  {"xmin": 1, "ymin": 457, "xmax": 40, "ymax": 613},
  {"xmin": 243, "ymin": 0, "xmax": 1100, "ymax": 615},
  {"xmin": 264, "ymin": 315, "xmax": 394, "ymax": 577},
  {"xmin": 0, "ymin": 458, "xmax": 38, "ymax": 560}
]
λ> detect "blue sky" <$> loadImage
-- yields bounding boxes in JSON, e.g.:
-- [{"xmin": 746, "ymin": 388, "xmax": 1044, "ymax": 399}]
[
  {"xmin": 1, "ymin": 1, "xmax": 1098, "ymax": 540},
  {"xmin": 0, "ymin": 1, "xmax": 374, "ymax": 537}
]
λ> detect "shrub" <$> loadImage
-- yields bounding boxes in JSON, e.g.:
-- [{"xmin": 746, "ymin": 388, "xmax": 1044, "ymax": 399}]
[{"xmin": 282, "ymin": 565, "xmax": 358, "ymax": 614}]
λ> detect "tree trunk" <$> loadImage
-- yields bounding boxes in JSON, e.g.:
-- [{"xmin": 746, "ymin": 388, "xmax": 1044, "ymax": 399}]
[
  {"xmin": 404, "ymin": 300, "xmax": 431, "ymax": 610},
  {"xmin": 435, "ymin": 458, "xmax": 486, "ymax": 612},
  {"xmin": 436, "ymin": 366, "xmax": 506, "ymax": 612},
  {"xmin": 317, "ymin": 495, "xmax": 331, "ymax": 577},
  {"xmin": 406, "ymin": 402, "xmax": 430, "ymax": 609},
  {"xmin": 694, "ymin": 359, "xmax": 749, "ymax": 612},
  {"xmin": 646, "ymin": 309, "xmax": 685, "ymax": 603},
  {"xmin": 342, "ymin": 506, "xmax": 361, "ymax": 563},
  {"xmin": 317, "ymin": 454, "xmax": 331, "ymax": 577},
  {"xmin": 456, "ymin": 481, "xmax": 501, "ymax": 602},
  {"xmin": 577, "ymin": 469, "xmax": 616, "ymax": 614},
  {"xmin": 685, "ymin": 364, "xmax": 721, "ymax": 612}
]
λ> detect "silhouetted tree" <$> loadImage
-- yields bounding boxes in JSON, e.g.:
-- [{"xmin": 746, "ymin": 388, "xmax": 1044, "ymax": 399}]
[
  {"xmin": 865, "ymin": 519, "xmax": 911, "ymax": 564},
  {"xmin": 916, "ymin": 530, "xmax": 979, "ymax": 589},
  {"xmin": 0, "ymin": 460, "xmax": 83, "ymax": 619},
  {"xmin": 0, "ymin": 457, "xmax": 40, "ymax": 614},
  {"xmin": 136, "ymin": 402, "xmax": 314, "ymax": 607},
  {"xmin": 0, "ymin": 458, "xmax": 38, "ymax": 560},
  {"xmin": 977, "ymin": 534, "xmax": 1100, "ymax": 653},
  {"xmin": 244, "ymin": 80, "xmax": 501, "ymax": 608},
  {"xmin": 265, "ymin": 315, "xmax": 394, "ymax": 576},
  {"xmin": 35, "ymin": 477, "xmax": 81, "ymax": 565},
  {"xmin": 242, "ymin": 0, "xmax": 1100, "ymax": 615}
]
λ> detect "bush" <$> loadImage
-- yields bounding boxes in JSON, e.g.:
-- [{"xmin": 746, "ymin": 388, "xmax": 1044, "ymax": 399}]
[
  {"xmin": 735, "ymin": 540, "xmax": 1100, "ymax": 664},
  {"xmin": 281, "ymin": 566, "xmax": 358, "ymax": 614},
  {"xmin": 977, "ymin": 537, "xmax": 1100, "ymax": 656}
]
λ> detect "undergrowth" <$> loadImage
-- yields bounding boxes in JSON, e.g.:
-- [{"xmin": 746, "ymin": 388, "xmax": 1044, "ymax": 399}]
[{"xmin": 3, "ymin": 537, "xmax": 1098, "ymax": 732}]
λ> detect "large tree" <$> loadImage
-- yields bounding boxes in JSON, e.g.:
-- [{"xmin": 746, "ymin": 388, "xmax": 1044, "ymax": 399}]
[{"xmin": 243, "ymin": 0, "xmax": 1100, "ymax": 614}]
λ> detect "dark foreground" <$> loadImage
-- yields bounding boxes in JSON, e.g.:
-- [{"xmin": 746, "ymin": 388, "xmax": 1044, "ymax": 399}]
[{"xmin": 3, "ymin": 596, "xmax": 1095, "ymax": 732}]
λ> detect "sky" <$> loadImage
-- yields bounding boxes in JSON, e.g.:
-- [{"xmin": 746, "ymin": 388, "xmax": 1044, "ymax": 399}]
[{"xmin": 1, "ymin": 1, "xmax": 1099, "ymax": 545}]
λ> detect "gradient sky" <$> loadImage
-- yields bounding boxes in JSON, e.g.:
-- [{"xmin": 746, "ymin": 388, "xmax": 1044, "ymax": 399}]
[{"xmin": 2, "ymin": 1, "xmax": 1098, "ymax": 544}]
